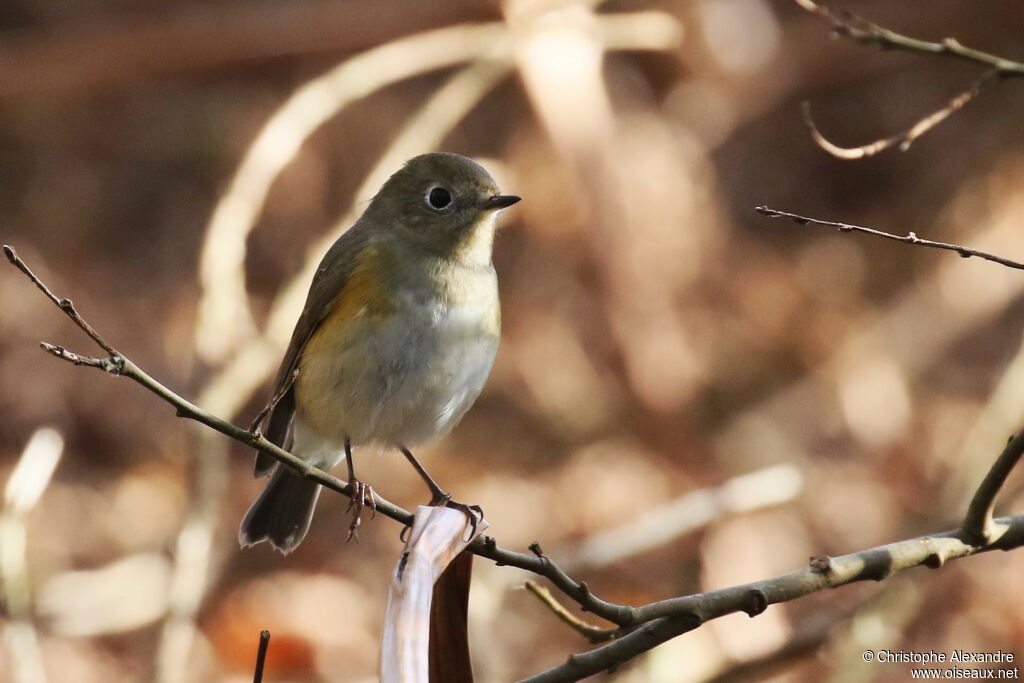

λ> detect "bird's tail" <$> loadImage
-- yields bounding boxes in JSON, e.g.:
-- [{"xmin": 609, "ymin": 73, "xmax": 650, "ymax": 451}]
[{"xmin": 239, "ymin": 466, "xmax": 321, "ymax": 554}]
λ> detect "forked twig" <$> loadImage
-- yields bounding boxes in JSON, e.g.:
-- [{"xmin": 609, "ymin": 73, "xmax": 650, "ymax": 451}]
[
  {"xmin": 4, "ymin": 246, "xmax": 120, "ymax": 358},
  {"xmin": 794, "ymin": 0, "xmax": 1024, "ymax": 158},
  {"xmin": 524, "ymin": 581, "xmax": 619, "ymax": 644},
  {"xmin": 962, "ymin": 430, "xmax": 1024, "ymax": 546}
]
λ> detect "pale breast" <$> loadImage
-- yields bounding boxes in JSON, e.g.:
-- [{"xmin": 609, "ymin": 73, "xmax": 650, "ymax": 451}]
[{"xmin": 295, "ymin": 264, "xmax": 500, "ymax": 449}]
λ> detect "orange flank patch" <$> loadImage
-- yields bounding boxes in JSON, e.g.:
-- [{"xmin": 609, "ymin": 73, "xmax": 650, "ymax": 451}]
[{"xmin": 306, "ymin": 247, "xmax": 396, "ymax": 355}]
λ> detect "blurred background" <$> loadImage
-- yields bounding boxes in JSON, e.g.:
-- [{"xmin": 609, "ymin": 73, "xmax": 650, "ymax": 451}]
[{"xmin": 2, "ymin": 1, "xmax": 1024, "ymax": 681}]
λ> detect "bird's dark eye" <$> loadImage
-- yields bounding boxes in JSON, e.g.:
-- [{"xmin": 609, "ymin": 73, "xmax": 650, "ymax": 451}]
[{"xmin": 427, "ymin": 187, "xmax": 452, "ymax": 210}]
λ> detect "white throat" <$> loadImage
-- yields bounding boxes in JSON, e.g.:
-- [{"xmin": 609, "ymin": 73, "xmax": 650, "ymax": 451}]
[{"xmin": 457, "ymin": 210, "xmax": 500, "ymax": 266}]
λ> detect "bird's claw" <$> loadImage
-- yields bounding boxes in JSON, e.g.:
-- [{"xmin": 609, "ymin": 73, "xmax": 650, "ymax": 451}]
[
  {"xmin": 344, "ymin": 480, "xmax": 376, "ymax": 542},
  {"xmin": 441, "ymin": 498, "xmax": 484, "ymax": 540}
]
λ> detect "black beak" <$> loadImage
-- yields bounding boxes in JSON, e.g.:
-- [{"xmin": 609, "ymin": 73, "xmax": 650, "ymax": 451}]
[{"xmin": 482, "ymin": 194, "xmax": 521, "ymax": 211}]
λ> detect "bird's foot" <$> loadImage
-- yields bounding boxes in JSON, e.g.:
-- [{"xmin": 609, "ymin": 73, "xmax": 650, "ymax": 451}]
[
  {"xmin": 344, "ymin": 479, "xmax": 377, "ymax": 542},
  {"xmin": 429, "ymin": 491, "xmax": 483, "ymax": 539}
]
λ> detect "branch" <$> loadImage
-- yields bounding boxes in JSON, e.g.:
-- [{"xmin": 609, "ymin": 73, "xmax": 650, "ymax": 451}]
[
  {"xmin": 523, "ymin": 582, "xmax": 618, "ymax": 644},
  {"xmin": 4, "ymin": 245, "xmax": 119, "ymax": 357},
  {"xmin": 521, "ymin": 514, "xmax": 1024, "ymax": 681},
  {"xmin": 795, "ymin": 0, "xmax": 1024, "ymax": 77},
  {"xmin": 801, "ymin": 70, "xmax": 995, "ymax": 159},
  {"xmin": 3, "ymin": 244, "xmax": 414, "ymax": 528},
  {"xmin": 10, "ymin": 243, "xmax": 1024, "ymax": 680},
  {"xmin": 963, "ymin": 429, "xmax": 1024, "ymax": 545},
  {"xmin": 794, "ymin": 0, "xmax": 1024, "ymax": 158},
  {"xmin": 755, "ymin": 206, "xmax": 1024, "ymax": 271}
]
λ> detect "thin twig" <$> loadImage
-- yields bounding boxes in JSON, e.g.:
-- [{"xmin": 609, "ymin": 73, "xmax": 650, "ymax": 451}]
[
  {"xmin": 3, "ymin": 246, "xmax": 120, "ymax": 358},
  {"xmin": 801, "ymin": 70, "xmax": 996, "ymax": 159},
  {"xmin": 962, "ymin": 429, "xmax": 1024, "ymax": 545},
  {"xmin": 755, "ymin": 207, "xmax": 1024, "ymax": 271},
  {"xmin": 795, "ymin": 0, "xmax": 1024, "ymax": 77},
  {"xmin": 524, "ymin": 581, "xmax": 619, "ymax": 644},
  {"xmin": 252, "ymin": 630, "xmax": 270, "ymax": 683},
  {"xmin": 3, "ymin": 244, "xmax": 414, "ymax": 527}
]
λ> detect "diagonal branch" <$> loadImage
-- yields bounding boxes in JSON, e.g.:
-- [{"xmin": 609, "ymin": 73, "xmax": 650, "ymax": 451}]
[
  {"xmin": 4, "ymin": 245, "xmax": 119, "ymax": 357},
  {"xmin": 755, "ymin": 206, "xmax": 1024, "ymax": 271},
  {"xmin": 4, "ymin": 243, "xmax": 413, "ymax": 526}
]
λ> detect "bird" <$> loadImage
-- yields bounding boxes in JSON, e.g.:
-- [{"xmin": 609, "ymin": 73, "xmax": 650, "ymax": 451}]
[{"xmin": 239, "ymin": 152, "xmax": 520, "ymax": 553}]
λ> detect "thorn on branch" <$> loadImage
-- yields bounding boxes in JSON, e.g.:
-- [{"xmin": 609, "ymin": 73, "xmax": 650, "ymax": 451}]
[
  {"xmin": 809, "ymin": 555, "xmax": 832, "ymax": 574},
  {"xmin": 743, "ymin": 589, "xmax": 769, "ymax": 616}
]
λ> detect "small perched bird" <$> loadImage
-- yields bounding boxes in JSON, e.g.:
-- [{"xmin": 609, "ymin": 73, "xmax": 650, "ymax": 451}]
[{"xmin": 240, "ymin": 153, "xmax": 519, "ymax": 553}]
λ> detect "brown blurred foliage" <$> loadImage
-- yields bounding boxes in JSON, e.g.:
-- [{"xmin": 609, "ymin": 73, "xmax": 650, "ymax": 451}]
[{"xmin": 2, "ymin": 1, "xmax": 1024, "ymax": 681}]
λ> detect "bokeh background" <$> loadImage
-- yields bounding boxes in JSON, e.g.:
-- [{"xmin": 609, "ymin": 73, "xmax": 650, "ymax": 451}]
[{"xmin": 2, "ymin": 1, "xmax": 1024, "ymax": 681}]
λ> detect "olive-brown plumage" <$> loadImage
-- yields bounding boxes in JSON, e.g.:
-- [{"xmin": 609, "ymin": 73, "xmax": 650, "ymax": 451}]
[{"xmin": 240, "ymin": 153, "xmax": 519, "ymax": 553}]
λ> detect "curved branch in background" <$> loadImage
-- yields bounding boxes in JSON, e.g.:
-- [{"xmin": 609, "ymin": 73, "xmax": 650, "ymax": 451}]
[
  {"xmin": 1, "ymin": 428, "xmax": 64, "ymax": 683},
  {"xmin": 195, "ymin": 9, "xmax": 682, "ymax": 366},
  {"xmin": 195, "ymin": 22, "xmax": 509, "ymax": 363},
  {"xmin": 560, "ymin": 464, "xmax": 801, "ymax": 572},
  {"xmin": 794, "ymin": 0, "xmax": 1024, "ymax": 158},
  {"xmin": 7, "ymin": 244, "xmax": 1024, "ymax": 681},
  {"xmin": 801, "ymin": 70, "xmax": 996, "ymax": 159},
  {"xmin": 755, "ymin": 206, "xmax": 1024, "ymax": 271}
]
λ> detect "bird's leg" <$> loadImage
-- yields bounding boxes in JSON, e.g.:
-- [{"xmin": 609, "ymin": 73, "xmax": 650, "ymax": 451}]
[
  {"xmin": 400, "ymin": 447, "xmax": 483, "ymax": 537},
  {"xmin": 344, "ymin": 438, "xmax": 376, "ymax": 542}
]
